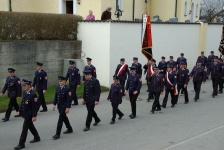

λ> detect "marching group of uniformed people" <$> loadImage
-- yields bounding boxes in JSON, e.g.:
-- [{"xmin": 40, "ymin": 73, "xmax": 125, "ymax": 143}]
[{"xmin": 0, "ymin": 52, "xmax": 224, "ymax": 150}]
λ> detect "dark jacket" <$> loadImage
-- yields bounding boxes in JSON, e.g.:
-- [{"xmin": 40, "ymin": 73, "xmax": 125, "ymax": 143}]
[
  {"xmin": 84, "ymin": 65, "xmax": 96, "ymax": 78},
  {"xmin": 209, "ymin": 62, "xmax": 223, "ymax": 79},
  {"xmin": 196, "ymin": 56, "xmax": 208, "ymax": 67},
  {"xmin": 101, "ymin": 10, "xmax": 111, "ymax": 20},
  {"xmin": 115, "ymin": 64, "xmax": 129, "ymax": 81},
  {"xmin": 32, "ymin": 69, "xmax": 48, "ymax": 92},
  {"xmin": 132, "ymin": 63, "xmax": 143, "ymax": 77},
  {"xmin": 150, "ymin": 73, "xmax": 164, "ymax": 93},
  {"xmin": 177, "ymin": 68, "xmax": 189, "ymax": 85},
  {"xmin": 83, "ymin": 77, "xmax": 101, "ymax": 102},
  {"xmin": 53, "ymin": 85, "xmax": 72, "ymax": 111},
  {"xmin": 190, "ymin": 66, "xmax": 207, "ymax": 82},
  {"xmin": 66, "ymin": 67, "xmax": 81, "ymax": 86},
  {"xmin": 126, "ymin": 74, "xmax": 142, "ymax": 93},
  {"xmin": 2, "ymin": 75, "xmax": 22, "ymax": 98},
  {"xmin": 164, "ymin": 72, "xmax": 177, "ymax": 89},
  {"xmin": 19, "ymin": 89, "xmax": 38, "ymax": 119},
  {"xmin": 107, "ymin": 83, "xmax": 122, "ymax": 104}
]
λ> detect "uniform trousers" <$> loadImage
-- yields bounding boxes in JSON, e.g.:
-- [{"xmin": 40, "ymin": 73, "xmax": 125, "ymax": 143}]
[
  {"xmin": 19, "ymin": 118, "xmax": 40, "ymax": 146},
  {"xmin": 193, "ymin": 81, "xmax": 202, "ymax": 99},
  {"xmin": 56, "ymin": 109, "xmax": 72, "ymax": 136},
  {"xmin": 5, "ymin": 98, "xmax": 19, "ymax": 119},
  {"xmin": 176, "ymin": 84, "xmax": 189, "ymax": 103},
  {"xmin": 152, "ymin": 92, "xmax": 161, "ymax": 111},
  {"xmin": 111, "ymin": 103, "xmax": 123, "ymax": 121},
  {"xmin": 70, "ymin": 85, "xmax": 78, "ymax": 104},
  {"xmin": 162, "ymin": 89, "xmax": 175, "ymax": 106},
  {"xmin": 129, "ymin": 93, "xmax": 139, "ymax": 116},
  {"xmin": 37, "ymin": 90, "xmax": 47, "ymax": 111},
  {"xmin": 119, "ymin": 79, "xmax": 126, "ymax": 96},
  {"xmin": 85, "ymin": 102, "xmax": 100, "ymax": 128},
  {"xmin": 219, "ymin": 78, "xmax": 224, "ymax": 93},
  {"xmin": 212, "ymin": 78, "xmax": 219, "ymax": 96}
]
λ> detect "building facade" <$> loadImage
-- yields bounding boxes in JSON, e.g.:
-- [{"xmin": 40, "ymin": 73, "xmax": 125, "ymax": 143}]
[{"xmin": 0, "ymin": 0, "xmax": 200, "ymax": 22}]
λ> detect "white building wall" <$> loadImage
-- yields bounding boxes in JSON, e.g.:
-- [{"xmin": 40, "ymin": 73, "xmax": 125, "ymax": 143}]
[
  {"xmin": 206, "ymin": 24, "xmax": 223, "ymax": 56},
  {"xmin": 78, "ymin": 22, "xmax": 222, "ymax": 87}
]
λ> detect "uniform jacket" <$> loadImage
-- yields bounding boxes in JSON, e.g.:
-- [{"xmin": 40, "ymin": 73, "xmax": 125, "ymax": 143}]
[
  {"xmin": 150, "ymin": 73, "xmax": 164, "ymax": 93},
  {"xmin": 32, "ymin": 69, "xmax": 48, "ymax": 92},
  {"xmin": 2, "ymin": 75, "xmax": 22, "ymax": 98},
  {"xmin": 132, "ymin": 63, "xmax": 142, "ymax": 77},
  {"xmin": 165, "ymin": 72, "xmax": 177, "ymax": 89},
  {"xmin": 19, "ymin": 89, "xmax": 38, "ymax": 119},
  {"xmin": 197, "ymin": 56, "xmax": 208, "ymax": 67},
  {"xmin": 115, "ymin": 64, "xmax": 129, "ymax": 80},
  {"xmin": 107, "ymin": 83, "xmax": 122, "ymax": 104},
  {"xmin": 126, "ymin": 74, "xmax": 142, "ymax": 93},
  {"xmin": 143, "ymin": 64, "xmax": 157, "ymax": 82},
  {"xmin": 167, "ymin": 61, "xmax": 177, "ymax": 67},
  {"xmin": 176, "ymin": 68, "xmax": 189, "ymax": 85},
  {"xmin": 158, "ymin": 61, "xmax": 167, "ymax": 74},
  {"xmin": 53, "ymin": 85, "xmax": 72, "ymax": 111},
  {"xmin": 207, "ymin": 55, "xmax": 215, "ymax": 67},
  {"xmin": 84, "ymin": 65, "xmax": 96, "ymax": 78},
  {"xmin": 66, "ymin": 67, "xmax": 81, "ymax": 86},
  {"xmin": 83, "ymin": 77, "xmax": 101, "ymax": 102},
  {"xmin": 209, "ymin": 62, "xmax": 223, "ymax": 79},
  {"xmin": 177, "ymin": 57, "xmax": 187, "ymax": 67},
  {"xmin": 190, "ymin": 66, "xmax": 207, "ymax": 82}
]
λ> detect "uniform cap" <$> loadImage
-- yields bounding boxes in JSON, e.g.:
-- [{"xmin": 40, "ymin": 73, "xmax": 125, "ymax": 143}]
[
  {"xmin": 86, "ymin": 57, "xmax": 92, "ymax": 61},
  {"xmin": 113, "ymin": 75, "xmax": 119, "ymax": 80},
  {"xmin": 201, "ymin": 51, "xmax": 204, "ymax": 54},
  {"xmin": 161, "ymin": 56, "xmax": 165, "ymax": 59},
  {"xmin": 181, "ymin": 53, "xmax": 184, "ymax": 56},
  {"xmin": 167, "ymin": 65, "xmax": 173, "ymax": 68},
  {"xmin": 180, "ymin": 61, "xmax": 185, "ymax": 65},
  {"xmin": 22, "ymin": 79, "xmax": 32, "ymax": 85},
  {"xmin": 8, "ymin": 68, "xmax": 15, "ymax": 72},
  {"xmin": 129, "ymin": 66, "xmax": 137, "ymax": 70},
  {"xmin": 133, "ymin": 57, "xmax": 138, "ymax": 60},
  {"xmin": 197, "ymin": 60, "xmax": 202, "ymax": 63},
  {"xmin": 170, "ymin": 56, "xmax": 173, "ymax": 58},
  {"xmin": 83, "ymin": 69, "xmax": 92, "ymax": 75},
  {"xmin": 214, "ymin": 56, "xmax": 219, "ymax": 59},
  {"xmin": 153, "ymin": 67, "xmax": 159, "ymax": 70},
  {"xmin": 36, "ymin": 62, "xmax": 43, "ymax": 66},
  {"xmin": 58, "ymin": 76, "xmax": 66, "ymax": 81},
  {"xmin": 210, "ymin": 51, "xmax": 214, "ymax": 53},
  {"xmin": 152, "ymin": 59, "xmax": 156, "ymax": 62},
  {"xmin": 120, "ymin": 58, "xmax": 125, "ymax": 61},
  {"xmin": 69, "ymin": 60, "xmax": 75, "ymax": 64}
]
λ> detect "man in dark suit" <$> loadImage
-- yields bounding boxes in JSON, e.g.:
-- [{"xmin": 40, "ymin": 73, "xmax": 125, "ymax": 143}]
[
  {"xmin": 177, "ymin": 53, "xmax": 187, "ymax": 68},
  {"xmin": 84, "ymin": 57, "xmax": 96, "ymax": 79},
  {"xmin": 82, "ymin": 70, "xmax": 101, "ymax": 132},
  {"xmin": 158, "ymin": 56, "xmax": 167, "ymax": 77},
  {"xmin": 207, "ymin": 51, "xmax": 215, "ymax": 79},
  {"xmin": 196, "ymin": 51, "xmax": 207, "ymax": 67},
  {"xmin": 132, "ymin": 57, "xmax": 142, "ymax": 78}
]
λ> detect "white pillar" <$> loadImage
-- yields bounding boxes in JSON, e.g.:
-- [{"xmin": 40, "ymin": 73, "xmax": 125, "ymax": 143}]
[
  {"xmin": 58, "ymin": 0, "xmax": 63, "ymax": 14},
  {"xmin": 73, "ymin": 0, "xmax": 77, "ymax": 15}
]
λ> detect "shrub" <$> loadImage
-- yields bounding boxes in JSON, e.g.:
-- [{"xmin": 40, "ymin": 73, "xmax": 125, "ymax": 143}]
[{"xmin": 0, "ymin": 11, "xmax": 82, "ymax": 40}]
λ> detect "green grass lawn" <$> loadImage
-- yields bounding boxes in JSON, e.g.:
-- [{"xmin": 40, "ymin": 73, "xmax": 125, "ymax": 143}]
[{"xmin": 0, "ymin": 84, "xmax": 108, "ymax": 111}]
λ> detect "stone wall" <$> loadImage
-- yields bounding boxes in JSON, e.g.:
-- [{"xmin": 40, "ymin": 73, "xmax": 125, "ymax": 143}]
[{"xmin": 0, "ymin": 40, "xmax": 81, "ymax": 88}]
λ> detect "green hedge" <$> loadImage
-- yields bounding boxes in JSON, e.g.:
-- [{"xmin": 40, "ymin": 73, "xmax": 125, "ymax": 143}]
[{"xmin": 0, "ymin": 11, "xmax": 82, "ymax": 40}]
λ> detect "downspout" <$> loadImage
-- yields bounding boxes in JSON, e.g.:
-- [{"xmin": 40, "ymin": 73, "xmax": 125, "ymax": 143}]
[
  {"xmin": 9, "ymin": 0, "xmax": 12, "ymax": 12},
  {"xmin": 133, "ymin": 0, "xmax": 135, "ymax": 21},
  {"xmin": 175, "ymin": 0, "xmax": 177, "ymax": 17}
]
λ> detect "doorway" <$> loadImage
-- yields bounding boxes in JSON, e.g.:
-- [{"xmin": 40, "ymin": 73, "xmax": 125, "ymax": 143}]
[{"xmin": 66, "ymin": 1, "xmax": 73, "ymax": 14}]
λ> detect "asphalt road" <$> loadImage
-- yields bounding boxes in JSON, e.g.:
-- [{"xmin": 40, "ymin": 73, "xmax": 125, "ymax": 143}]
[{"xmin": 0, "ymin": 80, "xmax": 224, "ymax": 150}]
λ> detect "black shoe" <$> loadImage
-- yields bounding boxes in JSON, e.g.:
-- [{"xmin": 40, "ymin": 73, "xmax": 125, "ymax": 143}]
[
  {"xmin": 184, "ymin": 101, "xmax": 189, "ymax": 104},
  {"xmin": 110, "ymin": 120, "xmax": 115, "ymax": 124},
  {"xmin": 171, "ymin": 105, "xmax": 175, "ymax": 107},
  {"xmin": 118, "ymin": 114, "xmax": 124, "ymax": 120},
  {"xmin": 161, "ymin": 105, "xmax": 166, "ymax": 108},
  {"xmin": 93, "ymin": 120, "xmax": 101, "ymax": 126},
  {"xmin": 130, "ymin": 115, "xmax": 136, "ymax": 119},
  {"xmin": 194, "ymin": 98, "xmax": 198, "ymax": 101},
  {"xmin": 14, "ymin": 114, "xmax": 21, "ymax": 117},
  {"xmin": 155, "ymin": 109, "xmax": 161, "ymax": 111},
  {"xmin": 63, "ymin": 129, "xmax": 73, "ymax": 134},
  {"xmin": 151, "ymin": 110, "xmax": 154, "ymax": 114},
  {"xmin": 52, "ymin": 134, "xmax": 60, "ymax": 140},
  {"xmin": 14, "ymin": 145, "xmax": 25, "ymax": 150},
  {"xmin": 40, "ymin": 109, "xmax": 47, "ymax": 112},
  {"xmin": 212, "ymin": 94, "xmax": 215, "ymax": 98},
  {"xmin": 2, "ymin": 118, "xmax": 9, "ymax": 122},
  {"xmin": 30, "ymin": 138, "xmax": 40, "ymax": 143},
  {"xmin": 83, "ymin": 127, "xmax": 90, "ymax": 131}
]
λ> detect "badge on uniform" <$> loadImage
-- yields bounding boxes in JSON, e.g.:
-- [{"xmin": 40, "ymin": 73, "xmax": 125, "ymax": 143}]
[
  {"xmin": 40, "ymin": 77, "xmax": 42, "ymax": 80},
  {"xmin": 34, "ymin": 98, "xmax": 38, "ymax": 102},
  {"xmin": 45, "ymin": 76, "xmax": 48, "ymax": 80},
  {"xmin": 69, "ymin": 92, "xmax": 72, "ymax": 96},
  {"xmin": 26, "ymin": 100, "xmax": 29, "ymax": 104}
]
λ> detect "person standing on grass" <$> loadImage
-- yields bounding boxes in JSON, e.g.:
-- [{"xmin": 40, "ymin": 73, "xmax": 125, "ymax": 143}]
[
  {"xmin": 32, "ymin": 62, "xmax": 48, "ymax": 112},
  {"xmin": 0, "ymin": 68, "xmax": 22, "ymax": 122},
  {"xmin": 66, "ymin": 60, "xmax": 80, "ymax": 105},
  {"xmin": 52, "ymin": 76, "xmax": 73, "ymax": 140}
]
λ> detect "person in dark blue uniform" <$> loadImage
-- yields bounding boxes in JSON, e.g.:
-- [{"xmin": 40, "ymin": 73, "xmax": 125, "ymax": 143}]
[
  {"xmin": 82, "ymin": 70, "xmax": 101, "ymax": 131},
  {"xmin": 150, "ymin": 67, "xmax": 164, "ymax": 114},
  {"xmin": 218, "ymin": 57, "xmax": 224, "ymax": 93},
  {"xmin": 115, "ymin": 58, "xmax": 129, "ymax": 96},
  {"xmin": 83, "ymin": 57, "xmax": 96, "ymax": 79},
  {"xmin": 167, "ymin": 56, "xmax": 177, "ymax": 68},
  {"xmin": 176, "ymin": 53, "xmax": 187, "ymax": 68},
  {"xmin": 196, "ymin": 51, "xmax": 208, "ymax": 67},
  {"xmin": 132, "ymin": 57, "xmax": 142, "ymax": 78},
  {"xmin": 209, "ymin": 56, "xmax": 223, "ymax": 97},
  {"xmin": 190, "ymin": 60, "xmax": 207, "ymax": 101},
  {"xmin": 66, "ymin": 60, "xmax": 81, "ymax": 105},
  {"xmin": 158, "ymin": 56, "xmax": 167, "ymax": 77},
  {"xmin": 32, "ymin": 62, "xmax": 48, "ymax": 112},
  {"xmin": 0, "ymin": 68, "xmax": 22, "ymax": 122},
  {"xmin": 125, "ymin": 66, "xmax": 142, "ymax": 119},
  {"xmin": 175, "ymin": 61, "xmax": 189, "ymax": 104},
  {"xmin": 207, "ymin": 51, "xmax": 215, "ymax": 79},
  {"xmin": 14, "ymin": 79, "xmax": 40, "ymax": 150},
  {"xmin": 143, "ymin": 59, "xmax": 157, "ymax": 101},
  {"xmin": 52, "ymin": 76, "xmax": 73, "ymax": 140},
  {"xmin": 107, "ymin": 75, "xmax": 124, "ymax": 124},
  {"xmin": 162, "ymin": 65, "xmax": 177, "ymax": 108}
]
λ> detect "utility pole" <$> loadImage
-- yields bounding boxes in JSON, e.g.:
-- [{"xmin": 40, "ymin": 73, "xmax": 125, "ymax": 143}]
[{"xmin": 9, "ymin": 0, "xmax": 12, "ymax": 12}]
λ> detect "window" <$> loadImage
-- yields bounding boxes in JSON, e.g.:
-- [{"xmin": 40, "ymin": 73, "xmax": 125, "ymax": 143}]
[
  {"xmin": 184, "ymin": 1, "xmax": 187, "ymax": 16},
  {"xmin": 66, "ymin": 1, "xmax": 73, "ymax": 14},
  {"xmin": 196, "ymin": 4, "xmax": 198, "ymax": 17},
  {"xmin": 118, "ymin": 0, "xmax": 124, "ymax": 11}
]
